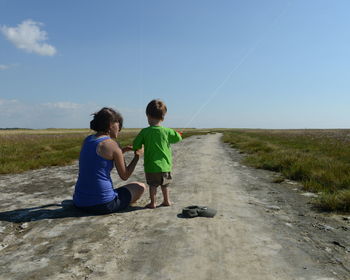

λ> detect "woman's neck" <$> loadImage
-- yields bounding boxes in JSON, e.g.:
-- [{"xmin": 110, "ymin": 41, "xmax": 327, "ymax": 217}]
[{"xmin": 95, "ymin": 132, "xmax": 109, "ymax": 138}]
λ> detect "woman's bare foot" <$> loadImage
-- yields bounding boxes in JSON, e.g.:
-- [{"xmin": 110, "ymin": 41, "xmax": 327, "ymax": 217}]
[{"xmin": 145, "ymin": 202, "xmax": 156, "ymax": 209}]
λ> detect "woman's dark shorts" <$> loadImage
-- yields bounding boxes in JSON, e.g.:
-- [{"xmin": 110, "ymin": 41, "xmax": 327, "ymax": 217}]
[{"xmin": 77, "ymin": 187, "xmax": 132, "ymax": 215}]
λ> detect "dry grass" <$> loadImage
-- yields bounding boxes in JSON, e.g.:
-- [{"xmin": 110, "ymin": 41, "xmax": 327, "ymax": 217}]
[
  {"xmin": 0, "ymin": 128, "xmax": 91, "ymax": 135},
  {"xmin": 222, "ymin": 129, "xmax": 350, "ymax": 213},
  {"xmin": 0, "ymin": 128, "xmax": 207, "ymax": 174},
  {"xmin": 0, "ymin": 129, "xmax": 137, "ymax": 174}
]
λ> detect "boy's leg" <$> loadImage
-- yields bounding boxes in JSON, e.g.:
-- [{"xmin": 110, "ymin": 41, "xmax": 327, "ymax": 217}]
[
  {"xmin": 145, "ymin": 172, "xmax": 163, "ymax": 209},
  {"xmin": 160, "ymin": 185, "xmax": 171, "ymax": 206},
  {"xmin": 160, "ymin": 173, "xmax": 172, "ymax": 206},
  {"xmin": 145, "ymin": 186, "xmax": 158, "ymax": 209}
]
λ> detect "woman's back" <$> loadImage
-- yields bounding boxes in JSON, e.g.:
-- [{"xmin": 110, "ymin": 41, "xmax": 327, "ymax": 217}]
[{"xmin": 73, "ymin": 135, "xmax": 116, "ymax": 207}]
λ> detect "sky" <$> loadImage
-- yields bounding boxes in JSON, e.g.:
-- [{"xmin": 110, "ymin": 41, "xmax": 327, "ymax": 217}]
[{"xmin": 0, "ymin": 0, "xmax": 349, "ymax": 129}]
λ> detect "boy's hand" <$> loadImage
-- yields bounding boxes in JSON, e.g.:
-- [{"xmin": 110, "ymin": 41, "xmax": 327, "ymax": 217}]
[
  {"xmin": 176, "ymin": 130, "xmax": 183, "ymax": 136},
  {"xmin": 122, "ymin": 145, "xmax": 133, "ymax": 153},
  {"xmin": 134, "ymin": 146, "xmax": 144, "ymax": 157}
]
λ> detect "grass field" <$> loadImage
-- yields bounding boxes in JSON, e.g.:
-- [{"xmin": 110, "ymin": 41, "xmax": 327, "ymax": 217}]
[
  {"xmin": 1, "ymin": 128, "xmax": 349, "ymax": 212},
  {"xmin": 0, "ymin": 128, "xmax": 208, "ymax": 174},
  {"xmin": 221, "ymin": 129, "xmax": 350, "ymax": 212}
]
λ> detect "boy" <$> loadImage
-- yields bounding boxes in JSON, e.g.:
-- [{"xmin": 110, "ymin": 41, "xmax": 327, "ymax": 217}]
[{"xmin": 133, "ymin": 99, "xmax": 182, "ymax": 208}]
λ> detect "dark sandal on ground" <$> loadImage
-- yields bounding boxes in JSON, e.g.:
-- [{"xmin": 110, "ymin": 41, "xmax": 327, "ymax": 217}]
[{"xmin": 181, "ymin": 205, "xmax": 217, "ymax": 218}]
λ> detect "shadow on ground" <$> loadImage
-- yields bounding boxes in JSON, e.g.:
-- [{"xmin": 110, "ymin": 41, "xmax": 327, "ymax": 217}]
[{"xmin": 0, "ymin": 200, "xmax": 145, "ymax": 223}]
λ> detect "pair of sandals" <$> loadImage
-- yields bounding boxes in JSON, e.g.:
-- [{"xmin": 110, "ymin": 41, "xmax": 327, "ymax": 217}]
[{"xmin": 181, "ymin": 205, "xmax": 217, "ymax": 218}]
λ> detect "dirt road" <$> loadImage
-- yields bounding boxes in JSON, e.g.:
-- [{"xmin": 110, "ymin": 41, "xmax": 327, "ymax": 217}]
[{"xmin": 0, "ymin": 133, "xmax": 349, "ymax": 279}]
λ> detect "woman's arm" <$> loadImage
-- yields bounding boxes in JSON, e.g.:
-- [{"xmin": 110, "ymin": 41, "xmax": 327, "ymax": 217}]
[
  {"xmin": 97, "ymin": 139, "xmax": 143, "ymax": 181},
  {"xmin": 113, "ymin": 145, "xmax": 142, "ymax": 181},
  {"xmin": 115, "ymin": 141, "xmax": 133, "ymax": 153}
]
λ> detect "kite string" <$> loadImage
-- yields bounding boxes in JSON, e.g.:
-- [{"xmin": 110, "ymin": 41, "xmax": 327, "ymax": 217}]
[
  {"xmin": 183, "ymin": 1, "xmax": 292, "ymax": 129},
  {"xmin": 138, "ymin": 0, "xmax": 145, "ymax": 128}
]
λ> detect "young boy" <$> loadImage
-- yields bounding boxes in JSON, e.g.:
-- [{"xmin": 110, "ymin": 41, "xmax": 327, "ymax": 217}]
[{"xmin": 133, "ymin": 99, "xmax": 182, "ymax": 208}]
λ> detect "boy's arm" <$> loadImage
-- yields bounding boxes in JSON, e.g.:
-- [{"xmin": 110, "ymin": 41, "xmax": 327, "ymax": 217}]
[
  {"xmin": 168, "ymin": 128, "xmax": 182, "ymax": 144},
  {"xmin": 133, "ymin": 130, "xmax": 144, "ymax": 150}
]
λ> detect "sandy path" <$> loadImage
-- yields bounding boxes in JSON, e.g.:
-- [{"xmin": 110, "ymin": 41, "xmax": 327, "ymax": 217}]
[{"xmin": 0, "ymin": 133, "xmax": 349, "ymax": 279}]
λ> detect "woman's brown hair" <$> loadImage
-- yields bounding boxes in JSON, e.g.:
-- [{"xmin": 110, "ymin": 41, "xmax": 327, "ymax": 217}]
[{"xmin": 90, "ymin": 107, "xmax": 123, "ymax": 133}]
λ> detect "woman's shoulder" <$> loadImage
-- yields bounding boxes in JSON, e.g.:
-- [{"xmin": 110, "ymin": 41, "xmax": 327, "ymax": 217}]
[
  {"xmin": 97, "ymin": 138, "xmax": 121, "ymax": 160},
  {"xmin": 85, "ymin": 134, "xmax": 94, "ymax": 140},
  {"xmin": 85, "ymin": 134, "xmax": 106, "ymax": 142},
  {"xmin": 98, "ymin": 137, "xmax": 117, "ymax": 148}
]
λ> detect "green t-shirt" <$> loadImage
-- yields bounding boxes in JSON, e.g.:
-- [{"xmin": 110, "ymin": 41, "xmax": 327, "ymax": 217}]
[{"xmin": 133, "ymin": 126, "xmax": 182, "ymax": 173}]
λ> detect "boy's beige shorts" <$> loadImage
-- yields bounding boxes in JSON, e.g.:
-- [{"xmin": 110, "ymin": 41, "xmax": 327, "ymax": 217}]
[{"xmin": 145, "ymin": 172, "xmax": 172, "ymax": 187}]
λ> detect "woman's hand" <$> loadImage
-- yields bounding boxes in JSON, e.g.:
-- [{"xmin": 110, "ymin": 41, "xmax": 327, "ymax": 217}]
[{"xmin": 121, "ymin": 145, "xmax": 133, "ymax": 153}]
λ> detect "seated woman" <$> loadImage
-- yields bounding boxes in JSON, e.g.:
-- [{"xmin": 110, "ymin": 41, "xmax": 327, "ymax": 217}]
[{"xmin": 73, "ymin": 107, "xmax": 146, "ymax": 214}]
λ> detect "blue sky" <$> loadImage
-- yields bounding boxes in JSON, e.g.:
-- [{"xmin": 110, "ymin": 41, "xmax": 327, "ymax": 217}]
[{"xmin": 0, "ymin": 0, "xmax": 349, "ymax": 129}]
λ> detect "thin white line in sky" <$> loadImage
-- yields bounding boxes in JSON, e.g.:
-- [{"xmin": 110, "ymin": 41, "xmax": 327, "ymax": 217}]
[
  {"xmin": 183, "ymin": 1, "xmax": 292, "ymax": 128},
  {"xmin": 138, "ymin": 0, "xmax": 145, "ymax": 128}
]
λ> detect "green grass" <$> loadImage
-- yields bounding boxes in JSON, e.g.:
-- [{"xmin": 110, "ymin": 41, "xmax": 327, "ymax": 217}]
[
  {"xmin": 0, "ymin": 128, "xmax": 207, "ymax": 174},
  {"xmin": 3, "ymin": 127, "xmax": 349, "ymax": 212},
  {"xmin": 222, "ymin": 129, "xmax": 350, "ymax": 212},
  {"xmin": 0, "ymin": 129, "xmax": 138, "ymax": 174},
  {"xmin": 2, "ymin": 127, "xmax": 348, "ymax": 212}
]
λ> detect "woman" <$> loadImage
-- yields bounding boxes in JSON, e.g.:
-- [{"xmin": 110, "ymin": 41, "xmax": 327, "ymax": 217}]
[{"xmin": 73, "ymin": 107, "xmax": 146, "ymax": 214}]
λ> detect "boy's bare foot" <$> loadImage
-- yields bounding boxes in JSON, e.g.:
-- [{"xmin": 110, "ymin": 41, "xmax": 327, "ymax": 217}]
[
  {"xmin": 145, "ymin": 203, "xmax": 156, "ymax": 209},
  {"xmin": 160, "ymin": 201, "xmax": 172, "ymax": 207}
]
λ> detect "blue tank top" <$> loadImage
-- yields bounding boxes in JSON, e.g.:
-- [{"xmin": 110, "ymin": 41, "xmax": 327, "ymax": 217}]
[{"xmin": 73, "ymin": 135, "xmax": 117, "ymax": 207}]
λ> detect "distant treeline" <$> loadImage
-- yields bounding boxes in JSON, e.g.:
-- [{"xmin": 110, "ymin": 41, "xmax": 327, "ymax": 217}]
[{"xmin": 0, "ymin": 128, "xmax": 33, "ymax": 130}]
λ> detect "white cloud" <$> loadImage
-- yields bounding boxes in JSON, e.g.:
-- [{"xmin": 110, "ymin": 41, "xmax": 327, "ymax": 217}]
[
  {"xmin": 0, "ymin": 64, "xmax": 10, "ymax": 70},
  {"xmin": 1, "ymin": 19, "xmax": 57, "ymax": 56},
  {"xmin": 0, "ymin": 64, "xmax": 18, "ymax": 70},
  {"xmin": 0, "ymin": 99, "xmax": 148, "ymax": 128},
  {"xmin": 0, "ymin": 98, "xmax": 18, "ymax": 105},
  {"xmin": 0, "ymin": 99, "xmax": 96, "ymax": 128},
  {"xmin": 43, "ymin": 102, "xmax": 81, "ymax": 110}
]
